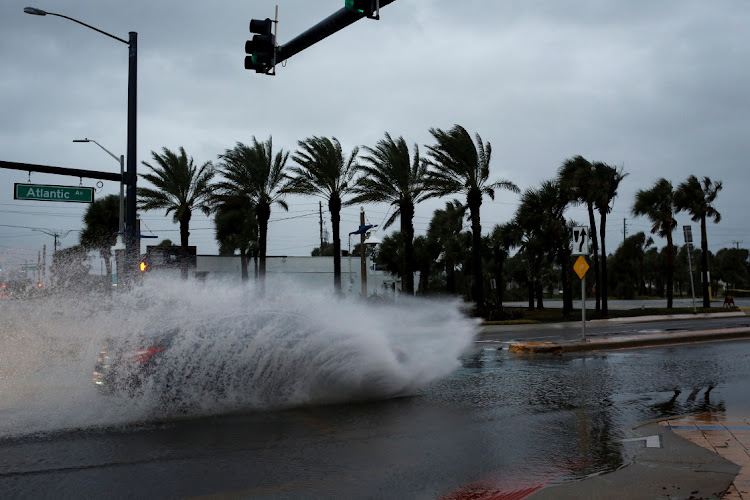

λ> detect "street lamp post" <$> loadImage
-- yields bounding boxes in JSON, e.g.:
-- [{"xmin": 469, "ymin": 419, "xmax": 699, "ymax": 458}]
[
  {"xmin": 24, "ymin": 6, "xmax": 138, "ymax": 286},
  {"xmin": 73, "ymin": 138, "xmax": 126, "ymax": 285}
]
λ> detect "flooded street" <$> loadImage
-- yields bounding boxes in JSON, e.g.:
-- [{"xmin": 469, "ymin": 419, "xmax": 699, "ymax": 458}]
[{"xmin": 1, "ymin": 284, "xmax": 749, "ymax": 498}]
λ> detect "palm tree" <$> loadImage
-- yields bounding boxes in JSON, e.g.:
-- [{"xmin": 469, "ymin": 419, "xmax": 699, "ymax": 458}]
[
  {"xmin": 287, "ymin": 136, "xmax": 359, "ymax": 295},
  {"xmin": 80, "ymin": 194, "xmax": 120, "ymax": 280},
  {"xmin": 216, "ymin": 137, "xmax": 290, "ymax": 282},
  {"xmin": 674, "ymin": 175, "xmax": 722, "ymax": 308},
  {"xmin": 423, "ymin": 124, "xmax": 519, "ymax": 310},
  {"xmin": 139, "ymin": 146, "xmax": 215, "ymax": 278},
  {"xmin": 592, "ymin": 162, "xmax": 628, "ymax": 314},
  {"xmin": 558, "ymin": 156, "xmax": 601, "ymax": 312},
  {"xmin": 632, "ymin": 178, "xmax": 677, "ymax": 308},
  {"xmin": 213, "ymin": 194, "xmax": 258, "ymax": 282},
  {"xmin": 350, "ymin": 133, "xmax": 427, "ymax": 295}
]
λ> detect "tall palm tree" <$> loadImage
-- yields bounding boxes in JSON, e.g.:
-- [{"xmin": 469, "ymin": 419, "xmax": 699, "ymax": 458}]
[
  {"xmin": 213, "ymin": 194, "xmax": 258, "ymax": 282},
  {"xmin": 423, "ymin": 124, "xmax": 519, "ymax": 310},
  {"xmin": 350, "ymin": 133, "xmax": 427, "ymax": 294},
  {"xmin": 593, "ymin": 162, "xmax": 628, "ymax": 314},
  {"xmin": 139, "ymin": 146, "xmax": 215, "ymax": 278},
  {"xmin": 632, "ymin": 178, "xmax": 677, "ymax": 308},
  {"xmin": 80, "ymin": 194, "xmax": 120, "ymax": 280},
  {"xmin": 216, "ymin": 137, "xmax": 290, "ymax": 282},
  {"xmin": 558, "ymin": 155, "xmax": 600, "ymax": 312},
  {"xmin": 674, "ymin": 175, "xmax": 722, "ymax": 308},
  {"xmin": 287, "ymin": 136, "xmax": 359, "ymax": 294}
]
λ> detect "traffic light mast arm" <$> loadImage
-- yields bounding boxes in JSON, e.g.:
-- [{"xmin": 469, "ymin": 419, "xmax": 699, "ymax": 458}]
[{"xmin": 275, "ymin": 0, "xmax": 397, "ymax": 66}]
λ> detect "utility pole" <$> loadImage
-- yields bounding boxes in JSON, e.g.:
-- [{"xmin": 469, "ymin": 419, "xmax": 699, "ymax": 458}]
[
  {"xmin": 360, "ymin": 209, "xmax": 367, "ymax": 297},
  {"xmin": 623, "ymin": 218, "xmax": 627, "ymax": 245},
  {"xmin": 732, "ymin": 240, "xmax": 743, "ymax": 250}
]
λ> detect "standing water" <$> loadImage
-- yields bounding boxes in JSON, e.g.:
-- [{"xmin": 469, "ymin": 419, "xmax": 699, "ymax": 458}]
[{"xmin": 0, "ymin": 278, "xmax": 478, "ymax": 437}]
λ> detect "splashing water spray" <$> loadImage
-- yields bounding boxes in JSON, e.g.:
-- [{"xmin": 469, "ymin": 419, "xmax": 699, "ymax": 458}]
[{"xmin": 0, "ymin": 277, "xmax": 478, "ymax": 437}]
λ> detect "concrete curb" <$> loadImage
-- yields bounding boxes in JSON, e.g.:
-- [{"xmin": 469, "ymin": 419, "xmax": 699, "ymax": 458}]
[{"xmin": 509, "ymin": 327, "xmax": 750, "ymax": 354}]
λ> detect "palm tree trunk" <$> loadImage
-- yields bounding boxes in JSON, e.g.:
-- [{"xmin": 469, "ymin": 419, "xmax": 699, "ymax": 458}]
[
  {"xmin": 467, "ymin": 189, "xmax": 485, "ymax": 310},
  {"xmin": 587, "ymin": 203, "xmax": 600, "ymax": 312},
  {"xmin": 329, "ymin": 195, "xmax": 342, "ymax": 295},
  {"xmin": 700, "ymin": 215, "xmax": 710, "ymax": 308},
  {"xmin": 257, "ymin": 204, "xmax": 270, "ymax": 281},
  {"xmin": 401, "ymin": 202, "xmax": 415, "ymax": 295},
  {"xmin": 240, "ymin": 248, "xmax": 248, "ymax": 282},
  {"xmin": 666, "ymin": 231, "xmax": 674, "ymax": 309},
  {"xmin": 600, "ymin": 211, "xmax": 609, "ymax": 315},
  {"xmin": 179, "ymin": 214, "xmax": 190, "ymax": 280}
]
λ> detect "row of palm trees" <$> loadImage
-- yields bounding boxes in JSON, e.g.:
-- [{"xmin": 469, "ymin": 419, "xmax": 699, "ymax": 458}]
[{"xmin": 134, "ymin": 124, "xmax": 520, "ymax": 308}]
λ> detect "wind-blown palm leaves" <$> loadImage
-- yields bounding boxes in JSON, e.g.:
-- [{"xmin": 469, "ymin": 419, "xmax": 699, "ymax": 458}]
[
  {"xmin": 287, "ymin": 136, "xmax": 359, "ymax": 295},
  {"xmin": 216, "ymin": 137, "xmax": 289, "ymax": 282},
  {"xmin": 213, "ymin": 194, "xmax": 258, "ymax": 282},
  {"xmin": 423, "ymin": 124, "xmax": 519, "ymax": 309},
  {"xmin": 139, "ymin": 147, "xmax": 215, "ymax": 279},
  {"xmin": 351, "ymin": 133, "xmax": 427, "ymax": 295},
  {"xmin": 674, "ymin": 175, "xmax": 722, "ymax": 308},
  {"xmin": 632, "ymin": 178, "xmax": 677, "ymax": 308}
]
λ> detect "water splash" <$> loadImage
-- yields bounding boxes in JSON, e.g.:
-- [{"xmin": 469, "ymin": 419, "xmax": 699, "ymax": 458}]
[{"xmin": 0, "ymin": 278, "xmax": 477, "ymax": 437}]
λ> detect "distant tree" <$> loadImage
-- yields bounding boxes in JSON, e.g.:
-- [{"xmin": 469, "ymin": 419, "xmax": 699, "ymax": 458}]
[
  {"xmin": 423, "ymin": 124, "xmax": 519, "ymax": 310},
  {"xmin": 157, "ymin": 239, "xmax": 174, "ymax": 247},
  {"xmin": 713, "ymin": 248, "xmax": 749, "ymax": 291},
  {"xmin": 288, "ymin": 136, "xmax": 359, "ymax": 295},
  {"xmin": 426, "ymin": 200, "xmax": 467, "ymax": 296},
  {"xmin": 674, "ymin": 175, "xmax": 722, "ymax": 307},
  {"xmin": 216, "ymin": 137, "xmax": 290, "ymax": 282},
  {"xmin": 633, "ymin": 178, "xmax": 677, "ymax": 308},
  {"xmin": 311, "ymin": 242, "xmax": 334, "ymax": 257},
  {"xmin": 515, "ymin": 180, "xmax": 573, "ymax": 315},
  {"xmin": 139, "ymin": 146, "xmax": 215, "ymax": 279},
  {"xmin": 488, "ymin": 222, "xmax": 522, "ymax": 305},
  {"xmin": 80, "ymin": 194, "xmax": 119, "ymax": 280},
  {"xmin": 213, "ymin": 194, "xmax": 258, "ymax": 281},
  {"xmin": 351, "ymin": 133, "xmax": 427, "ymax": 295},
  {"xmin": 609, "ymin": 232, "xmax": 653, "ymax": 299}
]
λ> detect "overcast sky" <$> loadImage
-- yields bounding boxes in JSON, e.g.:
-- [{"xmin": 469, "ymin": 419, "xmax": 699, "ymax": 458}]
[{"xmin": 2, "ymin": 0, "xmax": 748, "ymax": 273}]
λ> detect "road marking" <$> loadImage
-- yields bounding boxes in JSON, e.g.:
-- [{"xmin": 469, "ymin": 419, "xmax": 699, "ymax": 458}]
[{"xmin": 621, "ymin": 434, "xmax": 662, "ymax": 448}]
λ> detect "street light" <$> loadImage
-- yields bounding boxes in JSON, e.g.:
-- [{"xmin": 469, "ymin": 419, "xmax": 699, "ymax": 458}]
[
  {"xmin": 73, "ymin": 138, "xmax": 125, "ymax": 250},
  {"xmin": 24, "ymin": 6, "xmax": 138, "ymax": 286}
]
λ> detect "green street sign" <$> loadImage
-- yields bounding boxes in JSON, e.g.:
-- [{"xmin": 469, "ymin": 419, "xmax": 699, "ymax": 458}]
[
  {"xmin": 14, "ymin": 183, "xmax": 94, "ymax": 203},
  {"xmin": 22, "ymin": 265, "xmax": 39, "ymax": 271}
]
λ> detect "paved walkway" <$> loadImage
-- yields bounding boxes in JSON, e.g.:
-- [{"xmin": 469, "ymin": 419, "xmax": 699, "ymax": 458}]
[{"xmin": 660, "ymin": 414, "xmax": 750, "ymax": 499}]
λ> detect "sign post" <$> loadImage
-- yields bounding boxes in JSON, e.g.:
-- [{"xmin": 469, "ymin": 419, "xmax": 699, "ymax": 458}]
[
  {"xmin": 574, "ymin": 255, "xmax": 590, "ymax": 341},
  {"xmin": 572, "ymin": 226, "xmax": 591, "ymax": 340},
  {"xmin": 683, "ymin": 225, "xmax": 697, "ymax": 313}
]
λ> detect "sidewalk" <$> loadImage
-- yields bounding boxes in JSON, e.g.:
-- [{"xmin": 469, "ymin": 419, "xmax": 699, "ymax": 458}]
[
  {"xmin": 659, "ymin": 413, "xmax": 750, "ymax": 499},
  {"xmin": 507, "ymin": 311, "xmax": 750, "ymax": 354}
]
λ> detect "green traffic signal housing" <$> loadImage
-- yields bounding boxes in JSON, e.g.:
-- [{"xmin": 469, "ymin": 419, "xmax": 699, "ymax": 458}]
[
  {"xmin": 245, "ymin": 17, "xmax": 276, "ymax": 73},
  {"xmin": 345, "ymin": 0, "xmax": 379, "ymax": 18}
]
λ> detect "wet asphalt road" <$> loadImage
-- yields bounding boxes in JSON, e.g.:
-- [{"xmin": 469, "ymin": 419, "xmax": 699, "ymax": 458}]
[{"xmin": 1, "ymin": 336, "xmax": 750, "ymax": 499}]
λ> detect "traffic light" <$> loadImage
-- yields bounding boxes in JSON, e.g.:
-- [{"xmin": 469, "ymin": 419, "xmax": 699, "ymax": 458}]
[
  {"xmin": 245, "ymin": 18, "xmax": 275, "ymax": 73},
  {"xmin": 139, "ymin": 260, "xmax": 149, "ymax": 273},
  {"xmin": 345, "ymin": 0, "xmax": 379, "ymax": 17}
]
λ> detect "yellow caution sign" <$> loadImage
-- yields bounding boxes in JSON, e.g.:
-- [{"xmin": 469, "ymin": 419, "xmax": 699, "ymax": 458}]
[{"xmin": 574, "ymin": 255, "xmax": 590, "ymax": 279}]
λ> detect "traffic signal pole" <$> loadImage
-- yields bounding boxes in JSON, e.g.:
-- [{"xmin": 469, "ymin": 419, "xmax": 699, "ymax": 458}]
[{"xmin": 276, "ymin": 0, "xmax": 396, "ymax": 65}]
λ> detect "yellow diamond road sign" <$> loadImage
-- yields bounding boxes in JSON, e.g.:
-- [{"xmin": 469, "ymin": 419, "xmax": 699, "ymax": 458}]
[{"xmin": 574, "ymin": 255, "xmax": 589, "ymax": 279}]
